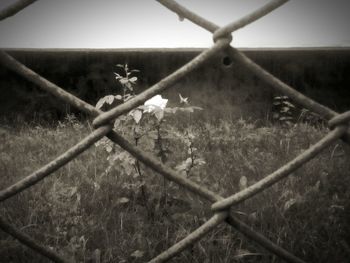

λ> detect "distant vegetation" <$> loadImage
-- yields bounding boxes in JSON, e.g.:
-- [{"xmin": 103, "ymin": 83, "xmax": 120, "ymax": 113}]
[{"xmin": 0, "ymin": 48, "xmax": 349, "ymax": 122}]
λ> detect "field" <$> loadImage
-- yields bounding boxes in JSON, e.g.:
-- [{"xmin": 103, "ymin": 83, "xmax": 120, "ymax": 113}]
[
  {"xmin": 0, "ymin": 114, "xmax": 349, "ymax": 262},
  {"xmin": 0, "ymin": 48, "xmax": 350, "ymax": 262}
]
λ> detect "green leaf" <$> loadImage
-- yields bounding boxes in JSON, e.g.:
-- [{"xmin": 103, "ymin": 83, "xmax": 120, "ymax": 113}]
[
  {"xmin": 106, "ymin": 95, "xmax": 115, "ymax": 105},
  {"xmin": 281, "ymin": 107, "xmax": 290, "ymax": 113},
  {"xmin": 96, "ymin": 97, "xmax": 106, "ymax": 110},
  {"xmin": 154, "ymin": 108, "xmax": 164, "ymax": 121},
  {"xmin": 119, "ymin": 78, "xmax": 128, "ymax": 84},
  {"xmin": 114, "ymin": 73, "xmax": 122, "ymax": 80},
  {"xmin": 129, "ymin": 76, "xmax": 137, "ymax": 83},
  {"xmin": 131, "ymin": 109, "xmax": 142, "ymax": 124},
  {"xmin": 283, "ymin": 101, "xmax": 296, "ymax": 108},
  {"xmin": 96, "ymin": 95, "xmax": 116, "ymax": 110}
]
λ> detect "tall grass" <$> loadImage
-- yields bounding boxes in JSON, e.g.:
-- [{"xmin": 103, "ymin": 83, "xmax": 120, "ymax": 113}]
[{"xmin": 0, "ymin": 117, "xmax": 349, "ymax": 262}]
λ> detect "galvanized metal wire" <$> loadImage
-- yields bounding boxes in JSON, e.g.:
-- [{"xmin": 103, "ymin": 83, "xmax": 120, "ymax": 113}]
[
  {"xmin": 0, "ymin": 0, "xmax": 38, "ymax": 21},
  {"xmin": 0, "ymin": 0, "xmax": 349, "ymax": 262}
]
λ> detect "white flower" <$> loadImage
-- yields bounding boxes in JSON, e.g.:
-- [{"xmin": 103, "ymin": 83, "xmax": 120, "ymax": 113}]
[{"xmin": 143, "ymin": 95, "xmax": 168, "ymax": 113}]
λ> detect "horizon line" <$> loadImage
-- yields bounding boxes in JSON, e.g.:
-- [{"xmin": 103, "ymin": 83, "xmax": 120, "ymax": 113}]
[{"xmin": 1, "ymin": 46, "xmax": 350, "ymax": 52}]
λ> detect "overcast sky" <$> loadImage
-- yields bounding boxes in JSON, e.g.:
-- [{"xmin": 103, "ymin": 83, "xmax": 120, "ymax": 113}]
[{"xmin": 0, "ymin": 0, "xmax": 349, "ymax": 49}]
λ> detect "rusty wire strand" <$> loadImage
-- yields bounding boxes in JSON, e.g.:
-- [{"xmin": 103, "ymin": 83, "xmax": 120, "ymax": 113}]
[
  {"xmin": 0, "ymin": 0, "xmax": 38, "ymax": 21},
  {"xmin": 156, "ymin": 0, "xmax": 218, "ymax": 33},
  {"xmin": 328, "ymin": 110, "xmax": 350, "ymax": 129},
  {"xmin": 212, "ymin": 0, "xmax": 289, "ymax": 42},
  {"xmin": 157, "ymin": 0, "xmax": 289, "ymax": 36},
  {"xmin": 0, "ymin": 217, "xmax": 70, "ymax": 263}
]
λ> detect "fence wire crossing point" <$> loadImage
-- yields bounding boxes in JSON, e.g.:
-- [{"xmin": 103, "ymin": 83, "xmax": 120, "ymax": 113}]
[{"xmin": 0, "ymin": 0, "xmax": 349, "ymax": 262}]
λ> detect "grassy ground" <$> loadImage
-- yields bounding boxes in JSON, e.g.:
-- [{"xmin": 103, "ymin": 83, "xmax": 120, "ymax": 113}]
[{"xmin": 0, "ymin": 116, "xmax": 349, "ymax": 263}]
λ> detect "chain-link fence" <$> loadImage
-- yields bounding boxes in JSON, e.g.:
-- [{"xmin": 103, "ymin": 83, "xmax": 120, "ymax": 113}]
[{"xmin": 0, "ymin": 0, "xmax": 349, "ymax": 262}]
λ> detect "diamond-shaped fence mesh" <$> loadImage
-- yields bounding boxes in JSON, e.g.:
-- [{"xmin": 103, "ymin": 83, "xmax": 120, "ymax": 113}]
[{"xmin": 0, "ymin": 0, "xmax": 349, "ymax": 262}]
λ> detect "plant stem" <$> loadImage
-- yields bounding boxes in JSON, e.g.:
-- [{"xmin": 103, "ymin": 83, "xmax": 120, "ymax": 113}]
[
  {"xmin": 156, "ymin": 122, "xmax": 168, "ymax": 208},
  {"xmin": 134, "ymin": 136, "xmax": 152, "ymax": 219}
]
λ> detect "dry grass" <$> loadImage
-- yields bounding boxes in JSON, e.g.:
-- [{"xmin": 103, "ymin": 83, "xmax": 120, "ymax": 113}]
[{"xmin": 0, "ymin": 117, "xmax": 349, "ymax": 262}]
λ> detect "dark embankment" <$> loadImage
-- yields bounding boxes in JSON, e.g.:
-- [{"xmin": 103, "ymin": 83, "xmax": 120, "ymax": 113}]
[{"xmin": 0, "ymin": 48, "xmax": 349, "ymax": 122}]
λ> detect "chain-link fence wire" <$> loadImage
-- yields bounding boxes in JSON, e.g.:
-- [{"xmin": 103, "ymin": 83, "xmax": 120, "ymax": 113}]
[{"xmin": 0, "ymin": 0, "xmax": 349, "ymax": 262}]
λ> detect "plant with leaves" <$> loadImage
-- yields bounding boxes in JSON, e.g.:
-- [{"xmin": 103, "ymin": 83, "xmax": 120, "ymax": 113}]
[
  {"xmin": 272, "ymin": 95, "xmax": 296, "ymax": 127},
  {"xmin": 175, "ymin": 131, "xmax": 205, "ymax": 177},
  {"xmin": 96, "ymin": 63, "xmax": 139, "ymax": 111},
  {"xmin": 95, "ymin": 64, "xmax": 205, "ymax": 219}
]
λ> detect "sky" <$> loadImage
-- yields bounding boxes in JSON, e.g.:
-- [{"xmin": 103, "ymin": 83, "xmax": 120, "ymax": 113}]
[{"xmin": 0, "ymin": 0, "xmax": 349, "ymax": 49}]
